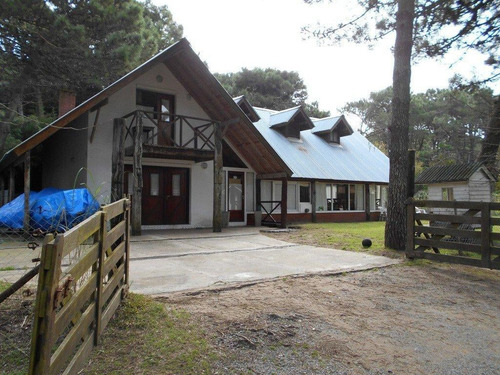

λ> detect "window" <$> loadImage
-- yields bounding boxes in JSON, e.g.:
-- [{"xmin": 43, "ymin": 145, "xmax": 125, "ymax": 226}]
[
  {"xmin": 442, "ymin": 187, "xmax": 454, "ymax": 201},
  {"xmin": 300, "ymin": 184, "xmax": 310, "ymax": 203},
  {"xmin": 150, "ymin": 173, "xmax": 160, "ymax": 196}
]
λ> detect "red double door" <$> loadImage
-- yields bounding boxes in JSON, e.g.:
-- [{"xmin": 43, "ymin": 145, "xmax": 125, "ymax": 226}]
[{"xmin": 141, "ymin": 167, "xmax": 189, "ymax": 225}]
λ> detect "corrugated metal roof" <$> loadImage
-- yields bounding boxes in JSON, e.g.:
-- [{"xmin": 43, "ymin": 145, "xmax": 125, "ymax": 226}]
[
  {"xmin": 253, "ymin": 108, "xmax": 389, "ymax": 183},
  {"xmin": 415, "ymin": 162, "xmax": 493, "ymax": 183},
  {"xmin": 269, "ymin": 106, "xmax": 302, "ymax": 127},
  {"xmin": 311, "ymin": 116, "xmax": 342, "ymax": 133}
]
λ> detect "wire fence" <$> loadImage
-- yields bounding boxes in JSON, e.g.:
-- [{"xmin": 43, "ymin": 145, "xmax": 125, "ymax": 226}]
[{"xmin": 0, "ymin": 190, "xmax": 100, "ymax": 374}]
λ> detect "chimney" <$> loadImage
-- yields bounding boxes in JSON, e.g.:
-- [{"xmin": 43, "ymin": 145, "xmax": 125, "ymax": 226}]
[{"xmin": 58, "ymin": 90, "xmax": 76, "ymax": 118}]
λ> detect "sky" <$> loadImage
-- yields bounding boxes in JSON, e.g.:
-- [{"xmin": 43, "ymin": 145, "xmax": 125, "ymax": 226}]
[{"xmin": 155, "ymin": 0, "xmax": 497, "ymax": 127}]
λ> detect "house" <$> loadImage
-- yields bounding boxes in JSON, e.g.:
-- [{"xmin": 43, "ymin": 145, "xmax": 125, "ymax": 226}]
[
  {"xmin": 0, "ymin": 38, "xmax": 389, "ymax": 233},
  {"xmin": 415, "ymin": 162, "xmax": 497, "ymax": 203},
  {"xmin": 239, "ymin": 104, "xmax": 389, "ymax": 225}
]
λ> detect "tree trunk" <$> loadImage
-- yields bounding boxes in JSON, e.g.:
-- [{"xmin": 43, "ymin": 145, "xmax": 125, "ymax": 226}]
[
  {"xmin": 385, "ymin": 0, "xmax": 415, "ymax": 250},
  {"xmin": 478, "ymin": 97, "xmax": 500, "ymax": 170}
]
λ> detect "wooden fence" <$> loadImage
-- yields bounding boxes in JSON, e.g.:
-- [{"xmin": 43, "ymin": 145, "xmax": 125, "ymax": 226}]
[
  {"xmin": 406, "ymin": 199, "xmax": 500, "ymax": 269},
  {"xmin": 28, "ymin": 198, "xmax": 131, "ymax": 375}
]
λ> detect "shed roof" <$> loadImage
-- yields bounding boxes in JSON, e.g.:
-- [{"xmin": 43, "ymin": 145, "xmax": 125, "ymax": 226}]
[
  {"xmin": 0, "ymin": 39, "xmax": 290, "ymax": 178},
  {"xmin": 253, "ymin": 107, "xmax": 389, "ymax": 183},
  {"xmin": 415, "ymin": 162, "xmax": 496, "ymax": 184}
]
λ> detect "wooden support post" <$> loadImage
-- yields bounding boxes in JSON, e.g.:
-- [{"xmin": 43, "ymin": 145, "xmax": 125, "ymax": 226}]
[
  {"xmin": 311, "ymin": 181, "xmax": 317, "ymax": 223},
  {"xmin": 8, "ymin": 167, "xmax": 14, "ymax": 202},
  {"xmin": 481, "ymin": 203, "xmax": 491, "ymax": 268},
  {"xmin": 213, "ymin": 121, "xmax": 223, "ymax": 232},
  {"xmin": 406, "ymin": 198, "xmax": 415, "ymax": 256},
  {"xmin": 132, "ymin": 115, "xmax": 143, "ymax": 236},
  {"xmin": 111, "ymin": 118, "xmax": 126, "ymax": 202},
  {"xmin": 24, "ymin": 151, "xmax": 30, "ymax": 232},
  {"xmin": 0, "ymin": 174, "xmax": 4, "ymax": 206},
  {"xmin": 281, "ymin": 178, "xmax": 288, "ymax": 228},
  {"xmin": 256, "ymin": 179, "xmax": 261, "ymax": 210},
  {"xmin": 408, "ymin": 149, "xmax": 415, "ymax": 198},
  {"xmin": 365, "ymin": 183, "xmax": 371, "ymax": 221}
]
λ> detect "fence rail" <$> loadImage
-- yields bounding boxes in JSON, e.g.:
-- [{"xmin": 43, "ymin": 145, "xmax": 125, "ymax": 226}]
[
  {"xmin": 28, "ymin": 198, "xmax": 130, "ymax": 375},
  {"xmin": 406, "ymin": 199, "xmax": 500, "ymax": 269}
]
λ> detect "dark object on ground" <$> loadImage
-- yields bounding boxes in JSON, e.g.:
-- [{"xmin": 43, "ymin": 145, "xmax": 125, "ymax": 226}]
[{"xmin": 362, "ymin": 238, "xmax": 372, "ymax": 248}]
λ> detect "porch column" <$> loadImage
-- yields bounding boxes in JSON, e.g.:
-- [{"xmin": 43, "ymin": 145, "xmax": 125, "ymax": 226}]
[
  {"xmin": 24, "ymin": 151, "xmax": 30, "ymax": 231},
  {"xmin": 132, "ymin": 114, "xmax": 143, "ymax": 236},
  {"xmin": 111, "ymin": 118, "xmax": 126, "ymax": 202},
  {"xmin": 365, "ymin": 183, "xmax": 371, "ymax": 221},
  {"xmin": 213, "ymin": 121, "xmax": 223, "ymax": 232},
  {"xmin": 281, "ymin": 177, "xmax": 287, "ymax": 228},
  {"xmin": 8, "ymin": 167, "xmax": 14, "ymax": 202},
  {"xmin": 311, "ymin": 181, "xmax": 317, "ymax": 223}
]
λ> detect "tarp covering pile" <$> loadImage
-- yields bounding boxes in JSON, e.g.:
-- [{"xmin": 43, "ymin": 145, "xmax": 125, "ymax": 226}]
[{"xmin": 0, "ymin": 188, "xmax": 100, "ymax": 232}]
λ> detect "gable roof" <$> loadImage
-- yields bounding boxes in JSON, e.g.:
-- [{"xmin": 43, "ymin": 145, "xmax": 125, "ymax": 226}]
[
  {"xmin": 233, "ymin": 95, "xmax": 260, "ymax": 122},
  {"xmin": 0, "ymin": 39, "xmax": 291, "ymax": 177},
  {"xmin": 269, "ymin": 106, "xmax": 314, "ymax": 131},
  {"xmin": 253, "ymin": 107, "xmax": 389, "ymax": 183},
  {"xmin": 415, "ymin": 162, "xmax": 497, "ymax": 184},
  {"xmin": 312, "ymin": 115, "xmax": 353, "ymax": 137}
]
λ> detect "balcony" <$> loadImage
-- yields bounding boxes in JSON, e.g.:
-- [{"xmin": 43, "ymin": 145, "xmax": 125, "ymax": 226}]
[{"xmin": 122, "ymin": 110, "xmax": 219, "ymax": 162}]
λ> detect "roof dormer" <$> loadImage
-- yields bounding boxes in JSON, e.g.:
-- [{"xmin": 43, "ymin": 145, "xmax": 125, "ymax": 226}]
[
  {"xmin": 270, "ymin": 106, "xmax": 314, "ymax": 139},
  {"xmin": 312, "ymin": 115, "xmax": 353, "ymax": 144},
  {"xmin": 233, "ymin": 95, "xmax": 260, "ymax": 122}
]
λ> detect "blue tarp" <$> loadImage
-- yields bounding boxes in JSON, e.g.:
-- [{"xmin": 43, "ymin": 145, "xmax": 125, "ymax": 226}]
[{"xmin": 0, "ymin": 188, "xmax": 100, "ymax": 232}]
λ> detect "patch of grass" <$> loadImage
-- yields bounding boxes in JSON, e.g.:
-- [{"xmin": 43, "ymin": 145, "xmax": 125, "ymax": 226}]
[
  {"xmin": 274, "ymin": 222, "xmax": 402, "ymax": 258},
  {"xmin": 0, "ymin": 280, "xmax": 11, "ymax": 293},
  {"xmin": 82, "ymin": 293, "xmax": 215, "ymax": 374},
  {"xmin": 0, "ymin": 266, "xmax": 15, "ymax": 271}
]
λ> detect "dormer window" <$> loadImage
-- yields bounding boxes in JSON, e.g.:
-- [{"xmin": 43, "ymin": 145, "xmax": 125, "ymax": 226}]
[
  {"xmin": 233, "ymin": 95, "xmax": 260, "ymax": 122},
  {"xmin": 312, "ymin": 115, "xmax": 353, "ymax": 144},
  {"xmin": 270, "ymin": 106, "xmax": 314, "ymax": 139}
]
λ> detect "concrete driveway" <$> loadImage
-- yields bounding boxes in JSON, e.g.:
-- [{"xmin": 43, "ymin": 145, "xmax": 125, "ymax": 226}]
[{"xmin": 129, "ymin": 227, "xmax": 400, "ymax": 295}]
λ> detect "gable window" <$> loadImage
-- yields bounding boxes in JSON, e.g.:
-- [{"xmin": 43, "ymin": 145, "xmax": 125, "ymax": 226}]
[
  {"xmin": 442, "ymin": 187, "xmax": 454, "ymax": 201},
  {"xmin": 300, "ymin": 184, "xmax": 311, "ymax": 203},
  {"xmin": 331, "ymin": 131, "xmax": 340, "ymax": 144}
]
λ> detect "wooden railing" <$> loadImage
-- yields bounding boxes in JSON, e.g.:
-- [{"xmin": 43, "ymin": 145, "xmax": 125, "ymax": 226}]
[
  {"xmin": 28, "ymin": 198, "xmax": 131, "ymax": 375},
  {"xmin": 122, "ymin": 110, "xmax": 217, "ymax": 150},
  {"xmin": 406, "ymin": 199, "xmax": 500, "ymax": 269},
  {"xmin": 260, "ymin": 200, "xmax": 282, "ymax": 226}
]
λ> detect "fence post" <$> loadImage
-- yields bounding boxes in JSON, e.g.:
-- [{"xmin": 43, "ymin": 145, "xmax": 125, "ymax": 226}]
[
  {"xmin": 29, "ymin": 234, "xmax": 63, "ymax": 375},
  {"xmin": 124, "ymin": 198, "xmax": 131, "ymax": 287},
  {"xmin": 481, "ymin": 203, "xmax": 491, "ymax": 268},
  {"xmin": 406, "ymin": 198, "xmax": 415, "ymax": 257},
  {"xmin": 94, "ymin": 211, "xmax": 106, "ymax": 345}
]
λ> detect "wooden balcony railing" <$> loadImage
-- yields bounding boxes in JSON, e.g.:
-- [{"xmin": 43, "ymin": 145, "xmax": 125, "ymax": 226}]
[{"xmin": 122, "ymin": 110, "xmax": 218, "ymax": 151}]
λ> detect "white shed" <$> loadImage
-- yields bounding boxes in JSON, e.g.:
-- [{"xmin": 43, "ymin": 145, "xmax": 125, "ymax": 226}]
[{"xmin": 416, "ymin": 162, "xmax": 497, "ymax": 203}]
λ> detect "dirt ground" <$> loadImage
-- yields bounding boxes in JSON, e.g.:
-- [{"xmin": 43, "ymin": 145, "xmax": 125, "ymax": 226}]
[{"xmin": 164, "ymin": 263, "xmax": 500, "ymax": 375}]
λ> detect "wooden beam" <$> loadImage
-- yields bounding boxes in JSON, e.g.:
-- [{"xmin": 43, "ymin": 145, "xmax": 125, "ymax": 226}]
[
  {"xmin": 8, "ymin": 167, "xmax": 14, "ymax": 202},
  {"xmin": 111, "ymin": 119, "xmax": 126, "ymax": 202},
  {"xmin": 89, "ymin": 107, "xmax": 101, "ymax": 144},
  {"xmin": 24, "ymin": 151, "xmax": 30, "ymax": 231},
  {"xmin": 213, "ymin": 122, "xmax": 223, "ymax": 232},
  {"xmin": 311, "ymin": 181, "xmax": 317, "ymax": 223},
  {"xmin": 365, "ymin": 183, "xmax": 371, "ymax": 221},
  {"xmin": 257, "ymin": 172, "xmax": 288, "ymax": 180},
  {"xmin": 132, "ymin": 116, "xmax": 143, "ymax": 236},
  {"xmin": 281, "ymin": 178, "xmax": 287, "ymax": 228}
]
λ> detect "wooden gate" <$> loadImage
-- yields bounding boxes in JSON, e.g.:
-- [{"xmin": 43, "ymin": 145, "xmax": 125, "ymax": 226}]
[
  {"xmin": 29, "ymin": 198, "xmax": 131, "ymax": 375},
  {"xmin": 406, "ymin": 199, "xmax": 500, "ymax": 269}
]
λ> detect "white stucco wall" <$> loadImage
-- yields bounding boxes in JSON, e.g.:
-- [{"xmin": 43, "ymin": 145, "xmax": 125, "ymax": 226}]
[{"xmin": 86, "ymin": 62, "xmax": 212, "ymax": 204}]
